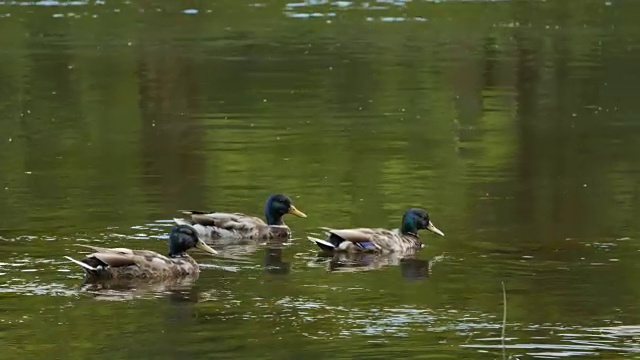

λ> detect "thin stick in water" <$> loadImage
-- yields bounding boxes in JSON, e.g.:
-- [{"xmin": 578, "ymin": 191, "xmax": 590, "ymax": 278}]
[{"xmin": 501, "ymin": 281, "xmax": 507, "ymax": 359}]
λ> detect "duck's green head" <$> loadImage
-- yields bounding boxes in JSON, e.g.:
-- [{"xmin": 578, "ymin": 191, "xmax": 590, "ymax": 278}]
[
  {"xmin": 168, "ymin": 224, "xmax": 218, "ymax": 257},
  {"xmin": 264, "ymin": 194, "xmax": 307, "ymax": 225},
  {"xmin": 400, "ymin": 208, "xmax": 445, "ymax": 237}
]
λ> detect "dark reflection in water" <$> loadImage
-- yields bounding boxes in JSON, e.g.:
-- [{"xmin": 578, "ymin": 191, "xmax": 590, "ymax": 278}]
[
  {"xmin": 78, "ymin": 275, "xmax": 200, "ymax": 301},
  {"xmin": 399, "ymin": 258, "xmax": 431, "ymax": 281},
  {"xmin": 263, "ymin": 247, "xmax": 290, "ymax": 275},
  {"xmin": 318, "ymin": 250, "xmax": 439, "ymax": 282},
  {"xmin": 0, "ymin": 0, "xmax": 640, "ymax": 359}
]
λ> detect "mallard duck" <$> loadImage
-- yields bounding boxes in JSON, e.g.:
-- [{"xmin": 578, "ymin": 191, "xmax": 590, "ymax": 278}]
[
  {"xmin": 63, "ymin": 224, "xmax": 218, "ymax": 281},
  {"xmin": 175, "ymin": 193, "xmax": 307, "ymax": 240},
  {"xmin": 308, "ymin": 208, "xmax": 444, "ymax": 253}
]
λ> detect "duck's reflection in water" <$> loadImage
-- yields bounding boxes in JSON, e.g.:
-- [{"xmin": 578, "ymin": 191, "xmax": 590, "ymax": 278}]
[
  {"xmin": 205, "ymin": 236, "xmax": 292, "ymax": 260},
  {"xmin": 78, "ymin": 274, "xmax": 200, "ymax": 301},
  {"xmin": 263, "ymin": 247, "xmax": 290, "ymax": 275},
  {"xmin": 313, "ymin": 251, "xmax": 445, "ymax": 281}
]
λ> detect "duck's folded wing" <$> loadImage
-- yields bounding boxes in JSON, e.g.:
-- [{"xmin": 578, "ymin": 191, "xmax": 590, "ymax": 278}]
[
  {"xmin": 329, "ymin": 229, "xmax": 376, "ymax": 243},
  {"xmin": 331, "ymin": 228, "xmax": 384, "ymax": 251},
  {"xmin": 179, "ymin": 210, "xmax": 226, "ymax": 226},
  {"xmin": 186, "ymin": 212, "xmax": 253, "ymax": 228},
  {"xmin": 190, "ymin": 214, "xmax": 220, "ymax": 226},
  {"xmin": 90, "ymin": 252, "xmax": 137, "ymax": 268},
  {"xmin": 76, "ymin": 244, "xmax": 134, "ymax": 255},
  {"xmin": 130, "ymin": 253, "xmax": 175, "ymax": 271},
  {"xmin": 246, "ymin": 216, "xmax": 267, "ymax": 225}
]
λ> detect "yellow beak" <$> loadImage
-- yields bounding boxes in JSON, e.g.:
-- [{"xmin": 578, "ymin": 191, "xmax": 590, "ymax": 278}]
[
  {"xmin": 195, "ymin": 239, "xmax": 218, "ymax": 255},
  {"xmin": 426, "ymin": 221, "xmax": 445, "ymax": 237},
  {"xmin": 288, "ymin": 205, "xmax": 307, "ymax": 218}
]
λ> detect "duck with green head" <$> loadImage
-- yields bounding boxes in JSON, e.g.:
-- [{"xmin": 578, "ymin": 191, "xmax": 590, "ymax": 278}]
[
  {"xmin": 64, "ymin": 224, "xmax": 218, "ymax": 281},
  {"xmin": 175, "ymin": 194, "xmax": 307, "ymax": 241},
  {"xmin": 308, "ymin": 208, "xmax": 444, "ymax": 253}
]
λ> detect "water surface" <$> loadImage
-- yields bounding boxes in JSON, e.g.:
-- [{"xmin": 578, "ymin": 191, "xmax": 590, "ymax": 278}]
[{"xmin": 1, "ymin": 0, "xmax": 640, "ymax": 358}]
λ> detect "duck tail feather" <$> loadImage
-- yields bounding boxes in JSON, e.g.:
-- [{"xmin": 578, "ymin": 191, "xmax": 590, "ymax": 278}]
[
  {"xmin": 64, "ymin": 256, "xmax": 98, "ymax": 272},
  {"xmin": 308, "ymin": 236, "xmax": 337, "ymax": 252}
]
